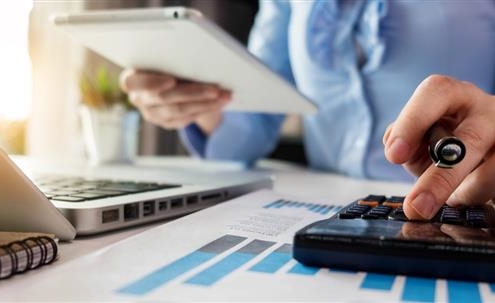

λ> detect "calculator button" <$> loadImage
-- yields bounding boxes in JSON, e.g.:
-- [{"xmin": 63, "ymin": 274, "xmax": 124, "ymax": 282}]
[
  {"xmin": 370, "ymin": 205, "xmax": 392, "ymax": 214},
  {"xmin": 358, "ymin": 200, "xmax": 379, "ymax": 207},
  {"xmin": 439, "ymin": 207, "xmax": 463, "ymax": 225},
  {"xmin": 338, "ymin": 213, "xmax": 359, "ymax": 219},
  {"xmin": 336, "ymin": 194, "xmax": 492, "ymax": 231},
  {"xmin": 467, "ymin": 220, "xmax": 488, "ymax": 228},
  {"xmin": 388, "ymin": 196, "xmax": 405, "ymax": 203},
  {"xmin": 383, "ymin": 196, "xmax": 404, "ymax": 209},
  {"xmin": 382, "ymin": 201, "xmax": 403, "ymax": 209},
  {"xmin": 362, "ymin": 195, "xmax": 387, "ymax": 202},
  {"xmin": 340, "ymin": 204, "xmax": 371, "ymax": 218},
  {"xmin": 346, "ymin": 204, "xmax": 371, "ymax": 214},
  {"xmin": 358, "ymin": 195, "xmax": 385, "ymax": 207},
  {"xmin": 466, "ymin": 208, "xmax": 488, "ymax": 228},
  {"xmin": 362, "ymin": 205, "xmax": 393, "ymax": 220},
  {"xmin": 361, "ymin": 214, "xmax": 380, "ymax": 219},
  {"xmin": 466, "ymin": 208, "xmax": 485, "ymax": 219},
  {"xmin": 388, "ymin": 208, "xmax": 408, "ymax": 221}
]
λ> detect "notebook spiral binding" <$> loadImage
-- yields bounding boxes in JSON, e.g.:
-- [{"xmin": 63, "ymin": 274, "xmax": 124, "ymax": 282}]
[{"xmin": 0, "ymin": 236, "xmax": 58, "ymax": 279}]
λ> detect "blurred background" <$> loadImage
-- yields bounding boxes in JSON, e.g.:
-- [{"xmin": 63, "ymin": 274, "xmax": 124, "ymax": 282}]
[{"xmin": 0, "ymin": 0, "xmax": 305, "ymax": 165}]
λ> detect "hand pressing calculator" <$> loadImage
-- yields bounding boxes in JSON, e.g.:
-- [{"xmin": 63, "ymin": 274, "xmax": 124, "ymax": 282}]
[{"xmin": 293, "ymin": 195, "xmax": 495, "ymax": 282}]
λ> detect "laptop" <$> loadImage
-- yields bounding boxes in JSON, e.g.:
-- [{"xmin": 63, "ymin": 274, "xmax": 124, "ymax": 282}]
[{"xmin": 0, "ymin": 149, "xmax": 272, "ymax": 241}]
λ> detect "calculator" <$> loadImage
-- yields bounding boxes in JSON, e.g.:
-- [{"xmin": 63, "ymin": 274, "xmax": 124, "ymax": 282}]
[{"xmin": 293, "ymin": 195, "xmax": 495, "ymax": 282}]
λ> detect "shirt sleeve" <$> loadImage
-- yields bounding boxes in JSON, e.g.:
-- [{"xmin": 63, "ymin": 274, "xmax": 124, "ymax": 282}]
[{"xmin": 179, "ymin": 0, "xmax": 294, "ymax": 165}]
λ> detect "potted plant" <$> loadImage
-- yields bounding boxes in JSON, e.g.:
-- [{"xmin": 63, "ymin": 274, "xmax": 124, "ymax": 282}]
[{"xmin": 79, "ymin": 66, "xmax": 139, "ymax": 166}]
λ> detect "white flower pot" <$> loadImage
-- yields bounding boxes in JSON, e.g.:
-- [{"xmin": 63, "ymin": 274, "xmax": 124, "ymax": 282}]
[{"xmin": 79, "ymin": 105, "xmax": 139, "ymax": 166}]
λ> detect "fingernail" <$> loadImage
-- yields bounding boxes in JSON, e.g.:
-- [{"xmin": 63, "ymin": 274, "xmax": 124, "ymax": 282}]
[
  {"xmin": 386, "ymin": 137, "xmax": 411, "ymax": 162},
  {"xmin": 382, "ymin": 123, "xmax": 393, "ymax": 145},
  {"xmin": 129, "ymin": 92, "xmax": 138, "ymax": 102},
  {"xmin": 410, "ymin": 192, "xmax": 437, "ymax": 219},
  {"xmin": 163, "ymin": 78, "xmax": 176, "ymax": 89},
  {"xmin": 446, "ymin": 192, "xmax": 462, "ymax": 207},
  {"xmin": 219, "ymin": 92, "xmax": 232, "ymax": 102},
  {"xmin": 205, "ymin": 89, "xmax": 219, "ymax": 98}
]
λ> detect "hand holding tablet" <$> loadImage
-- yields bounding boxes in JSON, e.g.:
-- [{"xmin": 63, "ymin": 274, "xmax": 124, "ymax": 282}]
[
  {"xmin": 119, "ymin": 69, "xmax": 231, "ymax": 132},
  {"xmin": 52, "ymin": 7, "xmax": 317, "ymax": 114}
]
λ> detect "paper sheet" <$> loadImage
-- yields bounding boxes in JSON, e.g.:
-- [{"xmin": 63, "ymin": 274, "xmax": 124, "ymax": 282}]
[{"xmin": 9, "ymin": 190, "xmax": 494, "ymax": 302}]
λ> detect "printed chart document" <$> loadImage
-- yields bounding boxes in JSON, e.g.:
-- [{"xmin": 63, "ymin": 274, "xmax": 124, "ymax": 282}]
[{"xmin": 8, "ymin": 190, "xmax": 493, "ymax": 302}]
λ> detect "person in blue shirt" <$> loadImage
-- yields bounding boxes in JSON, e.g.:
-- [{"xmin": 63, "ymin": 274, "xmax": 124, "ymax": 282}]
[{"xmin": 120, "ymin": 1, "xmax": 495, "ymax": 220}]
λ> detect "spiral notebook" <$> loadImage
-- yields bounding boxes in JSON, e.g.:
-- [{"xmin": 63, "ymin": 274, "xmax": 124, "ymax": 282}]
[{"xmin": 0, "ymin": 232, "xmax": 58, "ymax": 279}]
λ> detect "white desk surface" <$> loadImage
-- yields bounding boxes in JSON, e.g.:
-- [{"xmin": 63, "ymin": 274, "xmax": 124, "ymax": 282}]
[{"xmin": 0, "ymin": 156, "xmax": 412, "ymax": 298}]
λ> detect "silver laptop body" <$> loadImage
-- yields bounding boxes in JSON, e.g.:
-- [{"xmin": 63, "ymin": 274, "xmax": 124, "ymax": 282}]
[{"xmin": 0, "ymin": 149, "xmax": 272, "ymax": 241}]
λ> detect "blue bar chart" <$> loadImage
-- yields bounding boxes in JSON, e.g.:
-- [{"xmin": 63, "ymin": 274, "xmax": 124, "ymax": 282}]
[
  {"xmin": 263, "ymin": 199, "xmax": 340, "ymax": 215},
  {"xmin": 116, "ymin": 234, "xmax": 489, "ymax": 302},
  {"xmin": 248, "ymin": 244, "xmax": 292, "ymax": 274},
  {"xmin": 288, "ymin": 262, "xmax": 320, "ymax": 276},
  {"xmin": 118, "ymin": 234, "xmax": 246, "ymax": 295},
  {"xmin": 359, "ymin": 273, "xmax": 482, "ymax": 303},
  {"xmin": 185, "ymin": 239, "xmax": 275, "ymax": 286},
  {"xmin": 360, "ymin": 273, "xmax": 396, "ymax": 291},
  {"xmin": 401, "ymin": 277, "xmax": 436, "ymax": 303},
  {"xmin": 447, "ymin": 280, "xmax": 481, "ymax": 303}
]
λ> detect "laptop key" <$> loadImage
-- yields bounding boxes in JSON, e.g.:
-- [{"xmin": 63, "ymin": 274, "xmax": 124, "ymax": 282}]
[
  {"xmin": 97, "ymin": 184, "xmax": 148, "ymax": 193},
  {"xmin": 51, "ymin": 196, "xmax": 86, "ymax": 202},
  {"xmin": 150, "ymin": 183, "xmax": 181, "ymax": 189},
  {"xmin": 97, "ymin": 182, "xmax": 180, "ymax": 193},
  {"xmin": 38, "ymin": 176, "xmax": 182, "ymax": 203},
  {"xmin": 71, "ymin": 192, "xmax": 110, "ymax": 200},
  {"xmin": 64, "ymin": 185, "xmax": 98, "ymax": 191},
  {"xmin": 44, "ymin": 190, "xmax": 79, "ymax": 196},
  {"xmin": 81, "ymin": 189, "xmax": 126, "ymax": 196}
]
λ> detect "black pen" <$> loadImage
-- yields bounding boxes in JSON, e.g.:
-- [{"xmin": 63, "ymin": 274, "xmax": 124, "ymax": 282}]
[{"xmin": 428, "ymin": 124, "xmax": 466, "ymax": 168}]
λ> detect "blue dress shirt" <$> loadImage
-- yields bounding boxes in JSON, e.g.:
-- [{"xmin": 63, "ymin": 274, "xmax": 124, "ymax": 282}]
[{"xmin": 180, "ymin": 0, "xmax": 495, "ymax": 181}]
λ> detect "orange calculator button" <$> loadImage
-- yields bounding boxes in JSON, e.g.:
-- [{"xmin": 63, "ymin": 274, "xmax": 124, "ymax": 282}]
[
  {"xmin": 358, "ymin": 200, "xmax": 379, "ymax": 207},
  {"xmin": 383, "ymin": 202, "xmax": 403, "ymax": 209}
]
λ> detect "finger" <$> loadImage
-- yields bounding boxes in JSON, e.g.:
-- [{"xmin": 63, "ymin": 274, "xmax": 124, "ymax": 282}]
[
  {"xmin": 138, "ymin": 106, "xmax": 162, "ymax": 126},
  {"xmin": 167, "ymin": 99, "xmax": 230, "ymax": 117},
  {"xmin": 404, "ymin": 114, "xmax": 495, "ymax": 220},
  {"xmin": 385, "ymin": 75, "xmax": 495, "ymax": 219},
  {"xmin": 384, "ymin": 122, "xmax": 433, "ymax": 178},
  {"xmin": 382, "ymin": 123, "xmax": 393, "ymax": 145},
  {"xmin": 218, "ymin": 90, "xmax": 232, "ymax": 102},
  {"xmin": 446, "ymin": 151, "xmax": 495, "ymax": 207},
  {"xmin": 159, "ymin": 83, "xmax": 224, "ymax": 104},
  {"xmin": 139, "ymin": 99, "xmax": 229, "ymax": 126},
  {"xmin": 129, "ymin": 90, "xmax": 169, "ymax": 107},
  {"xmin": 161, "ymin": 115, "xmax": 200, "ymax": 129},
  {"xmin": 139, "ymin": 107, "xmax": 195, "ymax": 130},
  {"xmin": 130, "ymin": 85, "xmax": 231, "ymax": 108},
  {"xmin": 168, "ymin": 94, "xmax": 231, "ymax": 128},
  {"xmin": 120, "ymin": 69, "xmax": 176, "ymax": 93},
  {"xmin": 384, "ymin": 75, "xmax": 476, "ymax": 164},
  {"xmin": 401, "ymin": 139, "xmax": 431, "ymax": 177}
]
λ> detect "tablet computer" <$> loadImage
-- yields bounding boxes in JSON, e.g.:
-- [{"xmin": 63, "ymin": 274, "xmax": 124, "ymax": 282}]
[{"xmin": 52, "ymin": 7, "xmax": 317, "ymax": 114}]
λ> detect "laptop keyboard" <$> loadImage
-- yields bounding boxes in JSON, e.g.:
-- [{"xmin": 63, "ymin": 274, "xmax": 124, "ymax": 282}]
[{"xmin": 33, "ymin": 176, "xmax": 181, "ymax": 202}]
